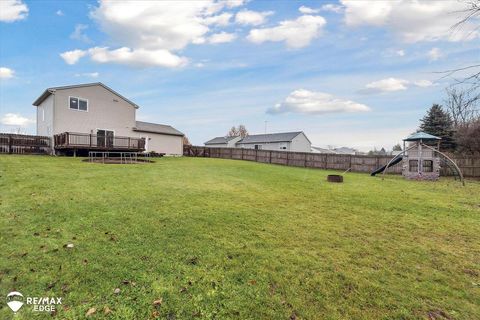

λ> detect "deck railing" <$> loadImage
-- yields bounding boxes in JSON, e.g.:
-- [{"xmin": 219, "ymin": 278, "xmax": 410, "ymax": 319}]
[
  {"xmin": 54, "ymin": 132, "xmax": 145, "ymax": 151},
  {"xmin": 0, "ymin": 133, "xmax": 51, "ymax": 154}
]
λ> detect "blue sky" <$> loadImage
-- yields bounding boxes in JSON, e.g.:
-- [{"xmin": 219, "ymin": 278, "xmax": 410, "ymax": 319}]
[{"xmin": 0, "ymin": 0, "xmax": 478, "ymax": 151}]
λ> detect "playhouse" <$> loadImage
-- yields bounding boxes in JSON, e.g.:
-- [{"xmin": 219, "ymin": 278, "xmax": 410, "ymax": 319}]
[
  {"xmin": 371, "ymin": 131, "xmax": 464, "ymax": 185},
  {"xmin": 402, "ymin": 132, "xmax": 441, "ymax": 180}
]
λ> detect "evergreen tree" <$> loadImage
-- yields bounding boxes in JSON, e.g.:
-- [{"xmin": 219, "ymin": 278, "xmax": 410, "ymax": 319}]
[
  {"xmin": 419, "ymin": 104, "xmax": 455, "ymax": 150},
  {"xmin": 392, "ymin": 143, "xmax": 402, "ymax": 151}
]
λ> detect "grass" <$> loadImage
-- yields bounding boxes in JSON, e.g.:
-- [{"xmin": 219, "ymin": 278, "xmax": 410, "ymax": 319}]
[{"xmin": 0, "ymin": 155, "xmax": 479, "ymax": 320}]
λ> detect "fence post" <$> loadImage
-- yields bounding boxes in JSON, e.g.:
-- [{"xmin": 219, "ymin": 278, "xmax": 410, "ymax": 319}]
[
  {"xmin": 241, "ymin": 148, "xmax": 244, "ymax": 160},
  {"xmin": 304, "ymin": 152, "xmax": 307, "ymax": 167},
  {"xmin": 269, "ymin": 151, "xmax": 272, "ymax": 163},
  {"xmin": 8, "ymin": 135, "xmax": 12, "ymax": 154},
  {"xmin": 255, "ymin": 149, "xmax": 258, "ymax": 162},
  {"xmin": 286, "ymin": 151, "xmax": 289, "ymax": 166}
]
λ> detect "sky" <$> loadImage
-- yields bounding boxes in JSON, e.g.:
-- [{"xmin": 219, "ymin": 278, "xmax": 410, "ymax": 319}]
[{"xmin": 0, "ymin": 0, "xmax": 478, "ymax": 151}]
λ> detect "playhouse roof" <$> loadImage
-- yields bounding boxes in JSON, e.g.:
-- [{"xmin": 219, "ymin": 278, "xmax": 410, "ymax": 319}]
[{"xmin": 404, "ymin": 132, "xmax": 441, "ymax": 141}]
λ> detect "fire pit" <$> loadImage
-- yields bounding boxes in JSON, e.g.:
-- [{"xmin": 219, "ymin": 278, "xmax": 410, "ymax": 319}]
[{"xmin": 327, "ymin": 175, "xmax": 343, "ymax": 183}]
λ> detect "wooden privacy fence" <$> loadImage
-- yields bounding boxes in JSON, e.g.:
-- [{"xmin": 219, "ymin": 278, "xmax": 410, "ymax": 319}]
[
  {"xmin": 184, "ymin": 146, "xmax": 480, "ymax": 178},
  {"xmin": 0, "ymin": 133, "xmax": 51, "ymax": 155}
]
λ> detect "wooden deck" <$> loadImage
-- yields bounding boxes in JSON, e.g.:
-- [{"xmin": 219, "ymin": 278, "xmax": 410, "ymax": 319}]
[{"xmin": 54, "ymin": 132, "xmax": 145, "ymax": 151}]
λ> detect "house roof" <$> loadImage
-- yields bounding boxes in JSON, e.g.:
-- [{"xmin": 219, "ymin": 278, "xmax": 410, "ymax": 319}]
[
  {"xmin": 334, "ymin": 147, "xmax": 357, "ymax": 154},
  {"xmin": 204, "ymin": 136, "xmax": 240, "ymax": 145},
  {"xmin": 133, "ymin": 121, "xmax": 184, "ymax": 136},
  {"xmin": 237, "ymin": 131, "xmax": 307, "ymax": 144},
  {"xmin": 32, "ymin": 82, "xmax": 139, "ymax": 109},
  {"xmin": 311, "ymin": 146, "xmax": 337, "ymax": 154},
  {"xmin": 404, "ymin": 131, "xmax": 441, "ymax": 141}
]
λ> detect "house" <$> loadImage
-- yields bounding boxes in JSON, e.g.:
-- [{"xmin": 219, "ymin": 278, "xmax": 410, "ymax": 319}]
[
  {"xmin": 204, "ymin": 136, "xmax": 242, "ymax": 148},
  {"xmin": 234, "ymin": 131, "xmax": 311, "ymax": 152},
  {"xmin": 311, "ymin": 146, "xmax": 337, "ymax": 154},
  {"xmin": 32, "ymin": 82, "xmax": 184, "ymax": 155},
  {"xmin": 332, "ymin": 147, "xmax": 357, "ymax": 155}
]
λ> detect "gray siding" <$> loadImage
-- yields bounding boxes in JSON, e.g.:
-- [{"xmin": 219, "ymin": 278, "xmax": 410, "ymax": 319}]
[
  {"xmin": 52, "ymin": 85, "xmax": 136, "ymax": 136},
  {"xmin": 131, "ymin": 131, "xmax": 183, "ymax": 155},
  {"xmin": 289, "ymin": 132, "xmax": 311, "ymax": 152},
  {"xmin": 36, "ymin": 94, "xmax": 54, "ymax": 136}
]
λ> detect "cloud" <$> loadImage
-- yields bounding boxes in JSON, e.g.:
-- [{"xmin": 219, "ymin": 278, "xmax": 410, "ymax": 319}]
[
  {"xmin": 60, "ymin": 49, "xmax": 87, "ymax": 65},
  {"xmin": 88, "ymin": 47, "xmax": 188, "ymax": 68},
  {"xmin": 0, "ymin": 0, "xmax": 28, "ymax": 22},
  {"xmin": 361, "ymin": 77, "xmax": 434, "ymax": 93},
  {"xmin": 56, "ymin": 10, "xmax": 64, "ymax": 16},
  {"xmin": 247, "ymin": 15, "xmax": 326, "ymax": 48},
  {"xmin": 204, "ymin": 12, "xmax": 233, "ymax": 26},
  {"xmin": 0, "ymin": 113, "xmax": 34, "ymax": 126},
  {"xmin": 267, "ymin": 89, "xmax": 371, "ymax": 115},
  {"xmin": 320, "ymin": 4, "xmax": 344, "ymax": 13},
  {"xmin": 396, "ymin": 49, "xmax": 405, "ymax": 56},
  {"xmin": 427, "ymin": 47, "xmax": 442, "ymax": 61},
  {"xmin": 235, "ymin": 9, "xmax": 273, "ymax": 26},
  {"xmin": 299, "ymin": 6, "xmax": 319, "ymax": 14},
  {"xmin": 413, "ymin": 79, "xmax": 433, "ymax": 87},
  {"xmin": 70, "ymin": 24, "xmax": 91, "ymax": 43},
  {"xmin": 59, "ymin": 1, "xmax": 249, "ymax": 68},
  {"xmin": 0, "ymin": 67, "xmax": 14, "ymax": 79},
  {"xmin": 208, "ymin": 32, "xmax": 237, "ymax": 44},
  {"xmin": 361, "ymin": 78, "xmax": 409, "ymax": 93},
  {"xmin": 341, "ymin": 0, "xmax": 479, "ymax": 42},
  {"xmin": 75, "ymin": 72, "xmax": 99, "ymax": 78}
]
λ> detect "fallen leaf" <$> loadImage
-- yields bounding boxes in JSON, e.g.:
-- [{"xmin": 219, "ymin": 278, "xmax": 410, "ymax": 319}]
[
  {"xmin": 86, "ymin": 307, "xmax": 96, "ymax": 317},
  {"xmin": 153, "ymin": 298, "xmax": 163, "ymax": 306},
  {"xmin": 104, "ymin": 306, "xmax": 112, "ymax": 315},
  {"xmin": 113, "ymin": 288, "xmax": 121, "ymax": 294}
]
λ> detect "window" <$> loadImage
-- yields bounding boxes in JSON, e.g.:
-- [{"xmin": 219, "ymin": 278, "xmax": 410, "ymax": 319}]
[
  {"xmin": 69, "ymin": 96, "xmax": 88, "ymax": 111},
  {"xmin": 254, "ymin": 145, "xmax": 262, "ymax": 150},
  {"xmin": 423, "ymin": 160, "xmax": 433, "ymax": 172},
  {"xmin": 280, "ymin": 146, "xmax": 286, "ymax": 150},
  {"xmin": 409, "ymin": 160, "xmax": 418, "ymax": 172}
]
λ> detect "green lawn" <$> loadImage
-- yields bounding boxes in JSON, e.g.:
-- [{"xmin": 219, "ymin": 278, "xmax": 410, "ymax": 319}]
[{"xmin": 0, "ymin": 155, "xmax": 479, "ymax": 319}]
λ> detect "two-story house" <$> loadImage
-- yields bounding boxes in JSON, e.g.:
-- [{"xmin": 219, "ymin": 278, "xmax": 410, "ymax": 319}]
[{"xmin": 33, "ymin": 82, "xmax": 184, "ymax": 155}]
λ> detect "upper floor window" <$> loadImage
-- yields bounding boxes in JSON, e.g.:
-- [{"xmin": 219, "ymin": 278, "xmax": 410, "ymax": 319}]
[{"xmin": 69, "ymin": 96, "xmax": 88, "ymax": 111}]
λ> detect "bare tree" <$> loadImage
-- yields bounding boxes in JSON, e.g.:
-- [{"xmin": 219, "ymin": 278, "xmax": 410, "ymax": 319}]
[
  {"xmin": 444, "ymin": 86, "xmax": 479, "ymax": 127},
  {"xmin": 182, "ymin": 136, "xmax": 191, "ymax": 146},
  {"xmin": 227, "ymin": 126, "xmax": 239, "ymax": 137},
  {"xmin": 455, "ymin": 119, "xmax": 480, "ymax": 154},
  {"xmin": 226, "ymin": 125, "xmax": 248, "ymax": 138},
  {"xmin": 439, "ymin": 1, "xmax": 480, "ymax": 87}
]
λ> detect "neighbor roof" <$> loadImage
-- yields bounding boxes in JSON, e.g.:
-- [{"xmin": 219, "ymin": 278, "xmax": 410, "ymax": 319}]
[
  {"xmin": 237, "ymin": 132, "xmax": 307, "ymax": 144},
  {"xmin": 133, "ymin": 121, "xmax": 184, "ymax": 136},
  {"xmin": 204, "ymin": 136, "xmax": 240, "ymax": 145},
  {"xmin": 404, "ymin": 132, "xmax": 441, "ymax": 141},
  {"xmin": 32, "ymin": 82, "xmax": 139, "ymax": 108}
]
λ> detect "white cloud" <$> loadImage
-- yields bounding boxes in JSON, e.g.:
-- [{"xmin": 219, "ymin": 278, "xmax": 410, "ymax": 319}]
[
  {"xmin": 396, "ymin": 49, "xmax": 405, "ymax": 56},
  {"xmin": 247, "ymin": 15, "xmax": 326, "ymax": 49},
  {"xmin": 208, "ymin": 32, "xmax": 237, "ymax": 44},
  {"xmin": 0, "ymin": 0, "xmax": 28, "ymax": 22},
  {"xmin": 60, "ymin": 49, "xmax": 87, "ymax": 65},
  {"xmin": 56, "ymin": 10, "xmax": 64, "ymax": 16},
  {"xmin": 0, "ymin": 67, "xmax": 14, "ymax": 79},
  {"xmin": 362, "ymin": 78, "xmax": 409, "ymax": 93},
  {"xmin": 75, "ymin": 72, "xmax": 99, "ymax": 78},
  {"xmin": 60, "ymin": 1, "xmax": 249, "ymax": 68},
  {"xmin": 361, "ymin": 77, "xmax": 434, "ymax": 93},
  {"xmin": 88, "ymin": 47, "xmax": 188, "ymax": 68},
  {"xmin": 0, "ymin": 113, "xmax": 34, "ymax": 126},
  {"xmin": 321, "ymin": 4, "xmax": 344, "ymax": 13},
  {"xmin": 298, "ymin": 6, "xmax": 319, "ymax": 14},
  {"xmin": 413, "ymin": 79, "xmax": 433, "ymax": 87},
  {"xmin": 341, "ymin": 0, "xmax": 479, "ymax": 42},
  {"xmin": 70, "ymin": 24, "xmax": 91, "ymax": 43},
  {"xmin": 204, "ymin": 12, "xmax": 233, "ymax": 26},
  {"xmin": 427, "ymin": 47, "xmax": 442, "ymax": 61},
  {"xmin": 267, "ymin": 89, "xmax": 371, "ymax": 115},
  {"xmin": 235, "ymin": 9, "xmax": 273, "ymax": 26}
]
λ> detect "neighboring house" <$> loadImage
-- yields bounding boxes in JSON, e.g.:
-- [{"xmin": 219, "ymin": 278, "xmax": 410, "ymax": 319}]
[
  {"xmin": 32, "ymin": 82, "xmax": 184, "ymax": 155},
  {"xmin": 204, "ymin": 136, "xmax": 242, "ymax": 148},
  {"xmin": 311, "ymin": 146, "xmax": 337, "ymax": 154},
  {"xmin": 333, "ymin": 147, "xmax": 357, "ymax": 155},
  {"xmin": 235, "ymin": 132, "xmax": 311, "ymax": 152}
]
